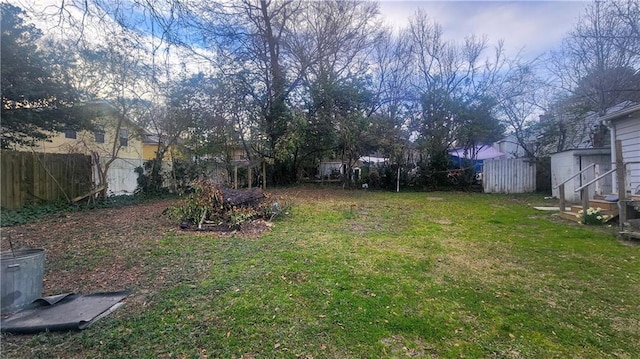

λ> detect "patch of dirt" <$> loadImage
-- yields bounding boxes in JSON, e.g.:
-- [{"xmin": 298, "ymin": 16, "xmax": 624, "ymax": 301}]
[
  {"xmin": 0, "ymin": 200, "xmax": 176, "ymax": 295},
  {"xmin": 0, "ymin": 198, "xmax": 273, "ymax": 297},
  {"xmin": 186, "ymin": 219, "xmax": 273, "ymax": 238},
  {"xmin": 380, "ymin": 335, "xmax": 437, "ymax": 357},
  {"xmin": 431, "ymin": 218, "xmax": 452, "ymax": 225}
]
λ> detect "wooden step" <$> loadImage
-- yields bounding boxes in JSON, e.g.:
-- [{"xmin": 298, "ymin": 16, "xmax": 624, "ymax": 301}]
[
  {"xmin": 569, "ymin": 205, "xmax": 618, "ymax": 216},
  {"xmin": 620, "ymin": 231, "xmax": 640, "ymax": 240},
  {"xmin": 560, "ymin": 211, "xmax": 582, "ymax": 222},
  {"xmin": 568, "ymin": 199, "xmax": 617, "ymax": 213},
  {"xmin": 569, "ymin": 205, "xmax": 582, "ymax": 214},
  {"xmin": 560, "ymin": 197, "xmax": 621, "ymax": 224},
  {"xmin": 562, "ymin": 207, "xmax": 618, "ymax": 223},
  {"xmin": 587, "ymin": 199, "xmax": 618, "ymax": 211}
]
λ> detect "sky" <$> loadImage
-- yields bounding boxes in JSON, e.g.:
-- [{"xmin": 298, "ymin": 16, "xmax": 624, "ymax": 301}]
[
  {"xmin": 8, "ymin": 0, "xmax": 591, "ymax": 76},
  {"xmin": 377, "ymin": 0, "xmax": 589, "ymax": 60},
  {"xmin": 12, "ymin": 0, "xmax": 589, "ymax": 62}
]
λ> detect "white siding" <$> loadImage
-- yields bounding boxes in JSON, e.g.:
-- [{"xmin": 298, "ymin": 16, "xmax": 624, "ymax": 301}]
[
  {"xmin": 614, "ymin": 116, "xmax": 640, "ymax": 195},
  {"xmin": 95, "ymin": 157, "xmax": 142, "ymax": 196},
  {"xmin": 551, "ymin": 151, "xmax": 583, "ymax": 202},
  {"xmin": 483, "ymin": 158, "xmax": 536, "ymax": 193},
  {"xmin": 551, "ymin": 149, "xmax": 612, "ymax": 202},
  {"xmin": 319, "ymin": 162, "xmax": 343, "ymax": 179}
]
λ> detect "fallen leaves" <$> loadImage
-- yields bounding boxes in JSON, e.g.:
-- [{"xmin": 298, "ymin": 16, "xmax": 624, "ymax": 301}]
[{"xmin": 0, "ymin": 199, "xmax": 176, "ymax": 295}]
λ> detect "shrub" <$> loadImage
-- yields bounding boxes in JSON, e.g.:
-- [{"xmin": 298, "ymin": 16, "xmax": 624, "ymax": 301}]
[{"xmin": 136, "ymin": 158, "xmax": 201, "ymax": 196}]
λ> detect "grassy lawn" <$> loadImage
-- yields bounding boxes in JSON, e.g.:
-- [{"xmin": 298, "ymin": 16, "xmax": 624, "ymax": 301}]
[{"xmin": 2, "ymin": 188, "xmax": 639, "ymax": 358}]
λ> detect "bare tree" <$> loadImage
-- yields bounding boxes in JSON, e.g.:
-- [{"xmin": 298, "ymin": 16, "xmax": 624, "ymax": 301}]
[
  {"xmin": 369, "ymin": 29, "xmax": 414, "ymax": 165},
  {"xmin": 548, "ymin": 0, "xmax": 640, "ymax": 114},
  {"xmin": 404, "ymin": 10, "xmax": 509, "ymax": 162},
  {"xmin": 23, "ymin": 0, "xmax": 163, "ymax": 197},
  {"xmin": 610, "ymin": 0, "xmax": 640, "ymax": 56},
  {"xmin": 406, "ymin": 10, "xmax": 508, "ymax": 100},
  {"xmin": 297, "ymin": 0, "xmax": 382, "ymax": 183},
  {"xmin": 493, "ymin": 60, "xmax": 555, "ymax": 159}
]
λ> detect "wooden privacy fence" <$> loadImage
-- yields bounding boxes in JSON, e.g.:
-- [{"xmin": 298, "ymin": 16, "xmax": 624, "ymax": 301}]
[
  {"xmin": 1, "ymin": 151, "xmax": 92, "ymax": 209},
  {"xmin": 483, "ymin": 158, "xmax": 536, "ymax": 193}
]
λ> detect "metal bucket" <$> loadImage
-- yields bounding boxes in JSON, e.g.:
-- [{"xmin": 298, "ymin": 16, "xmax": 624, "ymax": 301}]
[{"xmin": 1, "ymin": 248, "xmax": 45, "ymax": 313}]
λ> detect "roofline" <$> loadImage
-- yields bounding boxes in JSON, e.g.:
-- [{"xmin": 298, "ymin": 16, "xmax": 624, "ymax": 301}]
[
  {"xmin": 76, "ymin": 100, "xmax": 147, "ymax": 132},
  {"xmin": 599, "ymin": 103, "xmax": 640, "ymax": 122},
  {"xmin": 552, "ymin": 147, "xmax": 611, "ymax": 156}
]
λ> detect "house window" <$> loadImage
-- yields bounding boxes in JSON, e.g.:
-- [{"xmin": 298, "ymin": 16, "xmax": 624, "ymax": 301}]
[
  {"xmin": 119, "ymin": 129, "xmax": 128, "ymax": 147},
  {"xmin": 64, "ymin": 128, "xmax": 77, "ymax": 139},
  {"xmin": 94, "ymin": 125, "xmax": 105, "ymax": 143}
]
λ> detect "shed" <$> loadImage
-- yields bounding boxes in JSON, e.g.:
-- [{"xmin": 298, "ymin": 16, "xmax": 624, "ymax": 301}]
[
  {"xmin": 550, "ymin": 148, "xmax": 612, "ymax": 203},
  {"xmin": 318, "ymin": 161, "xmax": 344, "ymax": 180}
]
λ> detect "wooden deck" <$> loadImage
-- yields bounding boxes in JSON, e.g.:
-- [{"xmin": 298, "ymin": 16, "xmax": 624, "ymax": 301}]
[{"xmin": 559, "ymin": 198, "xmax": 619, "ymax": 223}]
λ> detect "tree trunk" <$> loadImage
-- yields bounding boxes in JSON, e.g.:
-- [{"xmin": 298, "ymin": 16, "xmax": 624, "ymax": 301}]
[{"xmin": 221, "ymin": 187, "xmax": 265, "ymax": 207}]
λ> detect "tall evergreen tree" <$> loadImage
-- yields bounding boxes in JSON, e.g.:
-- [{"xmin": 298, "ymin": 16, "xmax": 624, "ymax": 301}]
[{"xmin": 1, "ymin": 3, "xmax": 86, "ymax": 149}]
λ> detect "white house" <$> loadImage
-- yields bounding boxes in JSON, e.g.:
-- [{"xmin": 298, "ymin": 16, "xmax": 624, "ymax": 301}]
[
  {"xmin": 550, "ymin": 102, "xmax": 640, "ymax": 202},
  {"xmin": 601, "ymin": 103, "xmax": 640, "ymax": 196},
  {"xmin": 493, "ymin": 133, "xmax": 527, "ymax": 158}
]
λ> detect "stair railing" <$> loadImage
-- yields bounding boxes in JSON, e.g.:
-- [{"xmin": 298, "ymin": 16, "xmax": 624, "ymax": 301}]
[
  {"xmin": 572, "ymin": 160, "xmax": 640, "ymax": 235},
  {"xmin": 554, "ymin": 140, "xmax": 639, "ymax": 238},
  {"xmin": 553, "ymin": 163, "xmax": 596, "ymax": 212},
  {"xmin": 574, "ymin": 167, "xmax": 617, "ymax": 218}
]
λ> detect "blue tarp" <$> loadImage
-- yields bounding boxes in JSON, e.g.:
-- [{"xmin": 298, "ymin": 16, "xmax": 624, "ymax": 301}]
[{"xmin": 449, "ymin": 145, "xmax": 506, "ymax": 172}]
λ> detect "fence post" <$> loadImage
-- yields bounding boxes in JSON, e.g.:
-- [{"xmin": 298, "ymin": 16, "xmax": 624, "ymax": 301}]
[
  {"xmin": 262, "ymin": 161, "xmax": 266, "ymax": 190},
  {"xmin": 234, "ymin": 165, "xmax": 238, "ymax": 189},
  {"xmin": 559, "ymin": 184, "xmax": 566, "ymax": 212}
]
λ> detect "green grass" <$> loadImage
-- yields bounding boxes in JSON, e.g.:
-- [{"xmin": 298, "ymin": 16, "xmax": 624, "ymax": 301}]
[{"xmin": 4, "ymin": 190, "xmax": 639, "ymax": 358}]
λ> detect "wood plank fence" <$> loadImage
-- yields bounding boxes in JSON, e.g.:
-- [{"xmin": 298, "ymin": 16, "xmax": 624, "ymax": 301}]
[
  {"xmin": 1, "ymin": 151, "xmax": 92, "ymax": 209},
  {"xmin": 483, "ymin": 158, "xmax": 536, "ymax": 193}
]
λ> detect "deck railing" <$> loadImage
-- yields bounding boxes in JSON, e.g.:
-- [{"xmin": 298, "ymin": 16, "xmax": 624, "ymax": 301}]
[
  {"xmin": 556, "ymin": 140, "xmax": 638, "ymax": 235},
  {"xmin": 553, "ymin": 163, "xmax": 596, "ymax": 212},
  {"xmin": 573, "ymin": 167, "xmax": 618, "ymax": 219}
]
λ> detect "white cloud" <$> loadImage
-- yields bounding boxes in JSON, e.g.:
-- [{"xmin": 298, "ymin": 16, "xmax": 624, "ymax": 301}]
[
  {"xmin": 9, "ymin": 0, "xmax": 217, "ymax": 85},
  {"xmin": 378, "ymin": 0, "xmax": 588, "ymax": 59}
]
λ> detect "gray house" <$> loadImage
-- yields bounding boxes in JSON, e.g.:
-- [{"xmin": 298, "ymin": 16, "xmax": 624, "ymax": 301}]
[
  {"xmin": 551, "ymin": 103, "xmax": 640, "ymax": 202},
  {"xmin": 601, "ymin": 103, "xmax": 640, "ymax": 196}
]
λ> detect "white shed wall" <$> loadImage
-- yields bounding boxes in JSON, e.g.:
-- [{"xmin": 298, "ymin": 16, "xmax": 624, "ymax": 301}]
[
  {"xmin": 551, "ymin": 151, "xmax": 580, "ymax": 202},
  {"xmin": 551, "ymin": 150, "xmax": 612, "ymax": 203}
]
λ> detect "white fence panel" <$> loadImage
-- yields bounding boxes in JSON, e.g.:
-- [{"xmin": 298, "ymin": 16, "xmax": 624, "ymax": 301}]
[
  {"xmin": 483, "ymin": 158, "xmax": 536, "ymax": 193},
  {"xmin": 94, "ymin": 157, "xmax": 143, "ymax": 196}
]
